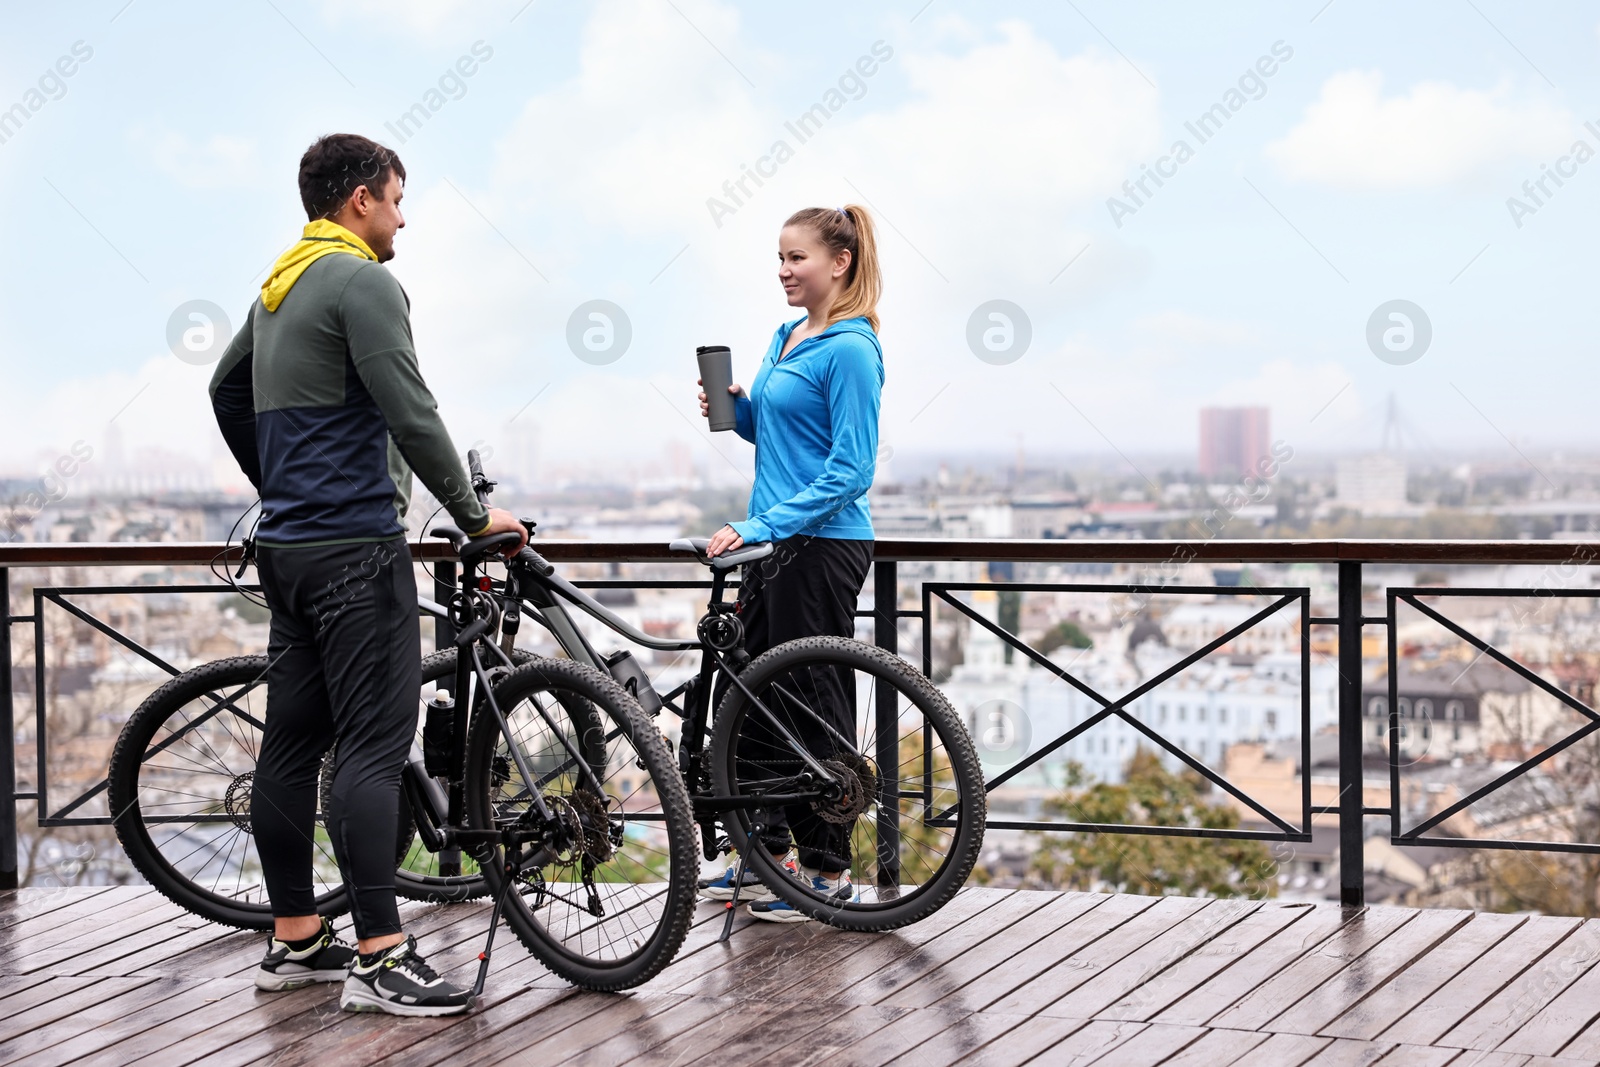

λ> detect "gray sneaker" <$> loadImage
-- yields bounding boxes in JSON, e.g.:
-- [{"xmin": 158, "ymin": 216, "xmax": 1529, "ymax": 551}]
[
  {"xmin": 339, "ymin": 935, "xmax": 473, "ymax": 1016},
  {"xmin": 255, "ymin": 918, "xmax": 357, "ymax": 991}
]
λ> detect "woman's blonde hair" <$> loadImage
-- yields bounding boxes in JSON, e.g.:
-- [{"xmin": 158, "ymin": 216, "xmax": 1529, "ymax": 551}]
[{"xmin": 784, "ymin": 204, "xmax": 882, "ymax": 332}]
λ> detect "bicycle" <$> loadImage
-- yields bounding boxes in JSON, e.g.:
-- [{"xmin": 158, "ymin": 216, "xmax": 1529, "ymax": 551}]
[
  {"xmin": 109, "ymin": 497, "xmax": 701, "ymax": 991},
  {"xmin": 454, "ymin": 458, "xmax": 987, "ymax": 931}
]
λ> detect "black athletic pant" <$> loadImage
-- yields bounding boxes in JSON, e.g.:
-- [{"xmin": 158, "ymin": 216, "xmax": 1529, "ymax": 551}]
[
  {"xmin": 734, "ymin": 535, "xmax": 872, "ymax": 872},
  {"xmin": 254, "ymin": 537, "xmax": 418, "ymax": 939}
]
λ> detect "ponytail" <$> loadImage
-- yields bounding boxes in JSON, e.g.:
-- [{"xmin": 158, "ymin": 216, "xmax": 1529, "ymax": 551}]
[{"xmin": 783, "ymin": 204, "xmax": 882, "ymax": 333}]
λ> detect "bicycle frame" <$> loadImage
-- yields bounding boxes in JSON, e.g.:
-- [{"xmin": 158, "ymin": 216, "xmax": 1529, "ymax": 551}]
[{"xmin": 496, "ymin": 550, "xmax": 850, "ymax": 859}]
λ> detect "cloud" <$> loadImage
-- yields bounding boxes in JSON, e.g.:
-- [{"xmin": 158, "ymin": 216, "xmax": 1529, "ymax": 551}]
[
  {"xmin": 319, "ymin": 0, "xmax": 483, "ymax": 36},
  {"xmin": 1265, "ymin": 71, "xmax": 1572, "ymax": 188},
  {"xmin": 130, "ymin": 128, "xmax": 260, "ymax": 190}
]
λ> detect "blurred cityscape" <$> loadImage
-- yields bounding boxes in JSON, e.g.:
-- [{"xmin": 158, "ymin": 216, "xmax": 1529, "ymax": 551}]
[{"xmin": 9, "ymin": 401, "xmax": 1600, "ymax": 914}]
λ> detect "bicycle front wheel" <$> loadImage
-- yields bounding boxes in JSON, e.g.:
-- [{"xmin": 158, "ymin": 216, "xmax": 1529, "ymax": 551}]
[
  {"xmin": 710, "ymin": 636, "xmax": 986, "ymax": 931},
  {"xmin": 465, "ymin": 658, "xmax": 697, "ymax": 991}
]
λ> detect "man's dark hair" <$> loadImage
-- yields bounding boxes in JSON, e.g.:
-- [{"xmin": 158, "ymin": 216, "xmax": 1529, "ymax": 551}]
[{"xmin": 298, "ymin": 134, "xmax": 406, "ymax": 221}]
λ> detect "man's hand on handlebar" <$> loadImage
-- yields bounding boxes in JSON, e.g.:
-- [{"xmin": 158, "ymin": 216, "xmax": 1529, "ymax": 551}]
[
  {"xmin": 477, "ymin": 507, "xmax": 529, "ymax": 557},
  {"xmin": 706, "ymin": 524, "xmax": 744, "ymax": 557}
]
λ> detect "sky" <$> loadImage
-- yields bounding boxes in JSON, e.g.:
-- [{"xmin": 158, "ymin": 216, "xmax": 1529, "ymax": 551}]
[{"xmin": 1, "ymin": 0, "xmax": 1597, "ymax": 490}]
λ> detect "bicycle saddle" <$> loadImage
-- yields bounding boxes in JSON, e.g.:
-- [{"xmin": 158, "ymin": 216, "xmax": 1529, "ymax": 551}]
[
  {"xmin": 669, "ymin": 537, "xmax": 774, "ymax": 571},
  {"xmin": 431, "ymin": 524, "xmax": 524, "ymax": 567}
]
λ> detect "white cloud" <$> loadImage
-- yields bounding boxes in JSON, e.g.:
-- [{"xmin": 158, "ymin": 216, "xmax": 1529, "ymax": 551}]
[
  {"xmin": 1265, "ymin": 71, "xmax": 1572, "ymax": 188},
  {"xmin": 319, "ymin": 0, "xmax": 482, "ymax": 36},
  {"xmin": 130, "ymin": 128, "xmax": 260, "ymax": 190}
]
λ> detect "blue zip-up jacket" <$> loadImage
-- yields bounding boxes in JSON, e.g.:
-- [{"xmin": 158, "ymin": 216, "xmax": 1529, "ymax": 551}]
[{"xmin": 728, "ymin": 316, "xmax": 883, "ymax": 544}]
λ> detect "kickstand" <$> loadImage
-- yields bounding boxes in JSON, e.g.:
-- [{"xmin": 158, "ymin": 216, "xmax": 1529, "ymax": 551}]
[
  {"xmin": 717, "ymin": 823, "xmax": 762, "ymax": 944},
  {"xmin": 474, "ymin": 853, "xmax": 519, "ymax": 998}
]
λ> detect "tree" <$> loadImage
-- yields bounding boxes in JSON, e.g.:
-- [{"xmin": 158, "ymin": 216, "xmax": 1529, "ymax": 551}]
[
  {"xmin": 1037, "ymin": 620, "xmax": 1093, "ymax": 655},
  {"xmin": 1029, "ymin": 748, "xmax": 1276, "ymax": 899}
]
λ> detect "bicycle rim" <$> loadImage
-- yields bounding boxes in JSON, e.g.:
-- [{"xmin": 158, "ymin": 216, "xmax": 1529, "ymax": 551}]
[
  {"xmin": 468, "ymin": 660, "xmax": 696, "ymax": 989},
  {"xmin": 110, "ymin": 658, "xmax": 346, "ymax": 926},
  {"xmin": 712, "ymin": 637, "xmax": 985, "ymax": 928}
]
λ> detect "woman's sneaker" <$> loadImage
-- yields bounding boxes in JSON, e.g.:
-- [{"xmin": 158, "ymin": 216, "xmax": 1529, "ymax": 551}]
[
  {"xmin": 340, "ymin": 935, "xmax": 473, "ymax": 1016},
  {"xmin": 747, "ymin": 872, "xmax": 853, "ymax": 924},
  {"xmin": 255, "ymin": 917, "xmax": 357, "ymax": 991},
  {"xmin": 697, "ymin": 854, "xmax": 799, "ymax": 902}
]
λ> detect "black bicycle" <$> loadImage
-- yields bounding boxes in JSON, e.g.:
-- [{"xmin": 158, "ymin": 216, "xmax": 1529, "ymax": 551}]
[
  {"xmin": 109, "ymin": 495, "xmax": 700, "ymax": 990},
  {"xmin": 454, "ymin": 461, "xmax": 987, "ymax": 931}
]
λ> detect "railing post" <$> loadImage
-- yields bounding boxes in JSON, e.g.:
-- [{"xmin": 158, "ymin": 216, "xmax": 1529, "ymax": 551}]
[
  {"xmin": 1338, "ymin": 560, "xmax": 1364, "ymax": 907},
  {"xmin": 0, "ymin": 568, "xmax": 16, "ymax": 890},
  {"xmin": 873, "ymin": 559, "xmax": 900, "ymax": 887}
]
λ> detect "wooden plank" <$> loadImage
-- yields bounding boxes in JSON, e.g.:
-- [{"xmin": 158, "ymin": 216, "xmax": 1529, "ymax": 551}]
[
  {"xmin": 0, "ymin": 886, "xmax": 119, "ymax": 932},
  {"xmin": 1206, "ymin": 907, "xmax": 1419, "ymax": 1033},
  {"xmin": 69, "ymin": 980, "xmax": 325, "ymax": 1067},
  {"xmin": 1322, "ymin": 912, "xmax": 1529, "ymax": 1041},
  {"xmin": 0, "ymin": 887, "xmax": 158, "ymax": 966},
  {"xmin": 743, "ymin": 1003, "xmax": 914, "ymax": 1067},
  {"xmin": 0, "ymin": 975, "xmax": 106, "ymax": 1018},
  {"xmin": 363, "ymin": 988, "xmax": 612, "ymax": 1067},
  {"xmin": 1161, "ymin": 1028, "xmax": 1271, "ymax": 1067},
  {"xmin": 1229, "ymin": 1032, "xmax": 1333, "ymax": 1067},
  {"xmin": 1525, "ymin": 1056, "xmax": 1600, "ymax": 1067},
  {"xmin": 884, "ymin": 892, "xmax": 1111, "ymax": 1010},
  {"xmin": 727, "ymin": 884, "xmax": 1017, "ymax": 1008},
  {"xmin": 1372, "ymin": 1046, "xmax": 1459, "ymax": 1067},
  {"xmin": 1298, "ymin": 1038, "xmax": 1398, "ymax": 1066},
  {"xmin": 1379, "ymin": 916, "xmax": 1580, "ymax": 1048},
  {"xmin": 1496, "ymin": 942, "xmax": 1600, "ymax": 1058},
  {"xmin": 0, "ymin": 977, "xmax": 252, "ymax": 1067},
  {"xmin": 549, "ymin": 993, "xmax": 742, "ymax": 1067},
  {"xmin": 629, "ymin": 995, "xmax": 849, "ymax": 1066},
  {"xmin": 1036, "ymin": 898, "xmax": 1262, "ymax": 1021},
  {"xmin": 3, "ymin": 890, "xmax": 186, "ymax": 975},
  {"xmin": 1013, "ymin": 1018, "xmax": 1141, "ymax": 1067},
  {"xmin": 764, "ymin": 1005, "xmax": 976, "ymax": 1067},
  {"xmin": 1263, "ymin": 908, "xmax": 1472, "ymax": 1037},
  {"xmin": 0, "ymin": 977, "xmax": 199, "ymax": 1067},
  {"xmin": 987, "ymin": 895, "xmax": 1212, "ymax": 1018},
  {"xmin": 1532, "ymin": 1010, "xmax": 1600, "ymax": 1062},
  {"xmin": 1438, "ymin": 921, "xmax": 1600, "ymax": 1052},
  {"xmin": 1441, "ymin": 1055, "xmax": 1530, "ymax": 1067},
  {"xmin": 0, "ymin": 971, "xmax": 59, "ymax": 1004},
  {"xmin": 1085, "ymin": 1022, "xmax": 1209, "ymax": 1066},
  {"xmin": 0, "ymin": 975, "xmax": 147, "ymax": 1038},
  {"xmin": 1103, "ymin": 902, "xmax": 1320, "ymax": 1022},
  {"xmin": 880, "ymin": 1010, "xmax": 1028, "ymax": 1067},
  {"xmin": 117, "ymin": 985, "xmax": 337, "ymax": 1067}
]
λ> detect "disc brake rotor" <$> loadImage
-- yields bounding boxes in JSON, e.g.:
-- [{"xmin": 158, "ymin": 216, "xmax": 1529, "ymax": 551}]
[{"xmin": 224, "ymin": 772, "xmax": 254, "ymax": 833}]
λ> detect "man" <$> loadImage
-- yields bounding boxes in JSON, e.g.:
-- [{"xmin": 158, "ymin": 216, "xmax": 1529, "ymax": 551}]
[{"xmin": 210, "ymin": 133, "xmax": 525, "ymax": 1016}]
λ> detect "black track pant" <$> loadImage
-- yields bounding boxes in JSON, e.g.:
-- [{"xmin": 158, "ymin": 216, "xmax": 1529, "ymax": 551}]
[
  {"xmin": 735, "ymin": 535, "xmax": 872, "ymax": 872},
  {"xmin": 254, "ymin": 537, "xmax": 418, "ymax": 939}
]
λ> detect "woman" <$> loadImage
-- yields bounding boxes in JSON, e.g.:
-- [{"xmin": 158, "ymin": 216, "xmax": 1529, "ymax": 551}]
[{"xmin": 696, "ymin": 204, "xmax": 884, "ymax": 922}]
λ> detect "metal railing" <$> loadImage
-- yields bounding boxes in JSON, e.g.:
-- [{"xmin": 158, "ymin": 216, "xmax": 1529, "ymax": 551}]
[{"xmin": 3, "ymin": 536, "xmax": 1596, "ymax": 905}]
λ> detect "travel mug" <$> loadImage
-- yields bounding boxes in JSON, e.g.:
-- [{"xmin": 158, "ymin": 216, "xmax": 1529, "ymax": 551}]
[{"xmin": 697, "ymin": 345, "xmax": 737, "ymax": 431}]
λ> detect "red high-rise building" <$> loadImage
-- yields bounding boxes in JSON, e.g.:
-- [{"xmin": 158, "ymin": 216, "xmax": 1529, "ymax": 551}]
[{"xmin": 1199, "ymin": 407, "xmax": 1270, "ymax": 479}]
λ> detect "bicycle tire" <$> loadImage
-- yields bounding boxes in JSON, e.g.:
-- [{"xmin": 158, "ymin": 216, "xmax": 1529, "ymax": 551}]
[
  {"xmin": 709, "ymin": 635, "xmax": 986, "ymax": 932},
  {"xmin": 465, "ymin": 657, "xmax": 698, "ymax": 991},
  {"xmin": 108, "ymin": 656, "xmax": 352, "ymax": 929},
  {"xmin": 390, "ymin": 647, "xmax": 537, "ymax": 904}
]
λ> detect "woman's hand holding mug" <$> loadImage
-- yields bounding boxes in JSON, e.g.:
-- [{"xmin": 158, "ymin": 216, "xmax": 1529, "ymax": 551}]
[{"xmin": 697, "ymin": 378, "xmax": 744, "ymax": 420}]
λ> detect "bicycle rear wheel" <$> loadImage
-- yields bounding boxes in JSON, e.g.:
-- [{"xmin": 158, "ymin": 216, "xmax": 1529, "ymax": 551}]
[
  {"xmin": 465, "ymin": 658, "xmax": 697, "ymax": 991},
  {"xmin": 709, "ymin": 636, "xmax": 986, "ymax": 931},
  {"xmin": 108, "ymin": 657, "xmax": 351, "ymax": 929}
]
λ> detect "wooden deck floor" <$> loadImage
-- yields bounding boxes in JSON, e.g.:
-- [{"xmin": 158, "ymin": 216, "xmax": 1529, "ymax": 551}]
[{"xmin": 4, "ymin": 887, "xmax": 1600, "ymax": 1067}]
